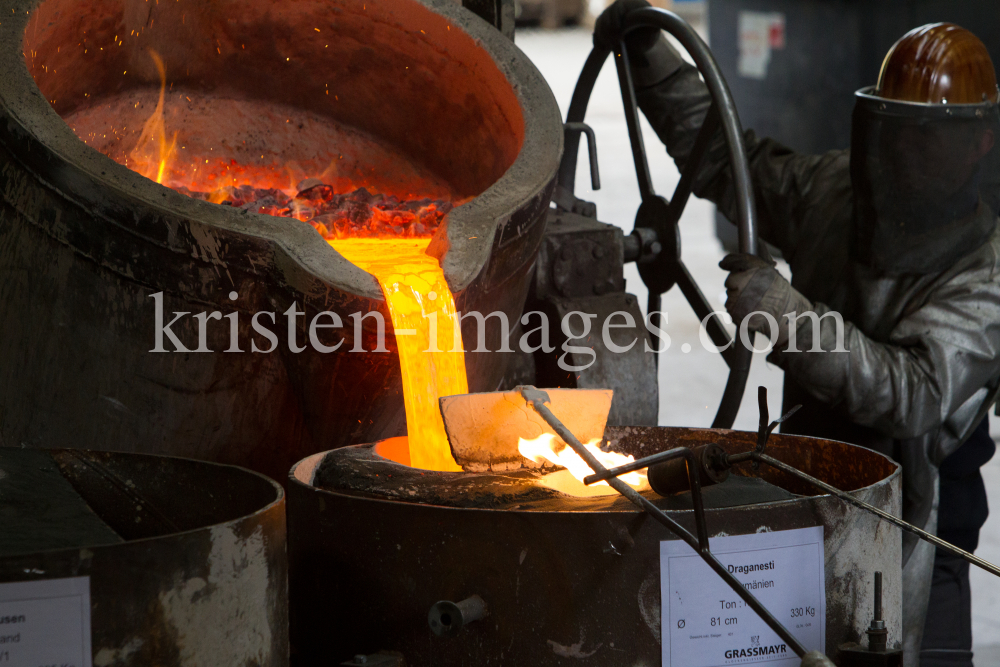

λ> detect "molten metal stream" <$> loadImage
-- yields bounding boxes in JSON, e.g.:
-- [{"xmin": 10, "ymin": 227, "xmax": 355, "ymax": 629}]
[{"xmin": 332, "ymin": 239, "xmax": 467, "ymax": 472}]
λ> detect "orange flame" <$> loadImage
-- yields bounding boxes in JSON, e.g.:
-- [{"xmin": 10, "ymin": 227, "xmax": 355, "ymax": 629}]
[
  {"xmin": 128, "ymin": 51, "xmax": 177, "ymax": 184},
  {"xmin": 518, "ymin": 434, "xmax": 649, "ymax": 497}
]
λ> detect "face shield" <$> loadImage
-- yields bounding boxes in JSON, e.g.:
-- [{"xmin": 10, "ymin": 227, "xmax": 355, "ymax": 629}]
[{"xmin": 850, "ymin": 87, "xmax": 1000, "ymax": 275}]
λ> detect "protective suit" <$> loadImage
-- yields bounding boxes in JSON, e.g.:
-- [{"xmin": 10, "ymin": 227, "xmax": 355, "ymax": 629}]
[{"xmin": 597, "ymin": 8, "xmax": 1000, "ymax": 664}]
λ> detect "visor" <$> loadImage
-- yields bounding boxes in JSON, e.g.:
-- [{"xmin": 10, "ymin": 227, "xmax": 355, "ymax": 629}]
[{"xmin": 850, "ymin": 86, "xmax": 1000, "ymax": 274}]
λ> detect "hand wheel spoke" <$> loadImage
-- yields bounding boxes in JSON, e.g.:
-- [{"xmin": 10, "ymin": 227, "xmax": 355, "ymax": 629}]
[
  {"xmin": 614, "ymin": 43, "xmax": 655, "ymax": 201},
  {"xmin": 674, "ymin": 260, "xmax": 739, "ymax": 369},
  {"xmin": 647, "ymin": 291, "xmax": 663, "ymax": 367},
  {"xmin": 662, "ymin": 103, "xmax": 720, "ymax": 230}
]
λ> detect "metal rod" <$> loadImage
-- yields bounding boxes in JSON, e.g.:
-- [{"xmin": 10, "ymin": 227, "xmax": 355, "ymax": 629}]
[
  {"xmin": 661, "ymin": 102, "xmax": 719, "ymax": 229},
  {"xmin": 563, "ymin": 122, "xmax": 601, "ymax": 190},
  {"xmin": 613, "ymin": 44, "xmax": 655, "ymax": 201},
  {"xmin": 726, "ymin": 451, "xmax": 754, "ymax": 464},
  {"xmin": 590, "ymin": 443, "xmax": 1000, "ymax": 581},
  {"xmin": 518, "ymin": 387, "xmax": 808, "ymax": 657},
  {"xmin": 648, "ymin": 291, "xmax": 662, "ymax": 367},
  {"xmin": 753, "ymin": 452, "xmax": 1000, "ymax": 579},
  {"xmin": 583, "ymin": 446, "xmax": 689, "ymax": 485},
  {"xmin": 558, "ymin": 47, "xmax": 609, "ymax": 193},
  {"xmin": 874, "ymin": 572, "xmax": 882, "ymax": 622},
  {"xmin": 756, "ymin": 387, "xmax": 769, "ymax": 449},
  {"xmin": 673, "ymin": 260, "xmax": 737, "ymax": 369}
]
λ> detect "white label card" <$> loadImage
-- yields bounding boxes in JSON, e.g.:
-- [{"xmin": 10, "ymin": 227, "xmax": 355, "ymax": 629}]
[
  {"xmin": 737, "ymin": 11, "xmax": 786, "ymax": 80},
  {"xmin": 661, "ymin": 526, "xmax": 825, "ymax": 667},
  {"xmin": 0, "ymin": 576, "xmax": 92, "ymax": 667}
]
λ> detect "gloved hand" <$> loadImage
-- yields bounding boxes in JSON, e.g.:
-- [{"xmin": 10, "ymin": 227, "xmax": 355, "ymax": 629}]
[
  {"xmin": 719, "ymin": 253, "xmax": 813, "ymax": 349},
  {"xmin": 594, "ymin": 0, "xmax": 686, "ymax": 88},
  {"xmin": 594, "ymin": 0, "xmax": 659, "ymax": 55}
]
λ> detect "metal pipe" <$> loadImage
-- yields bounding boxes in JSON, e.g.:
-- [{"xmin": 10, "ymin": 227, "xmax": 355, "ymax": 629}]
[
  {"xmin": 428, "ymin": 595, "xmax": 488, "ymax": 637},
  {"xmin": 583, "ymin": 444, "xmax": 729, "ymax": 495},
  {"xmin": 647, "ymin": 444, "xmax": 729, "ymax": 496}
]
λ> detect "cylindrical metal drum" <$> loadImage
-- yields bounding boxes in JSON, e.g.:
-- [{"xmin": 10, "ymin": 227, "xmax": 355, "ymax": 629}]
[
  {"xmin": 0, "ymin": 448, "xmax": 288, "ymax": 666},
  {"xmin": 287, "ymin": 426, "xmax": 902, "ymax": 665}
]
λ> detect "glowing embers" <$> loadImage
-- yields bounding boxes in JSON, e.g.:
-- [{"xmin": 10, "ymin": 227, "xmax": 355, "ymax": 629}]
[
  {"xmin": 332, "ymin": 238, "xmax": 467, "ymax": 472},
  {"xmin": 181, "ymin": 182, "xmax": 451, "ymax": 239},
  {"xmin": 518, "ymin": 433, "xmax": 649, "ymax": 497}
]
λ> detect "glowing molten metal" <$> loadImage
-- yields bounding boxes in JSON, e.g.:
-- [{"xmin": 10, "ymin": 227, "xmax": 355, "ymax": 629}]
[
  {"xmin": 76, "ymin": 53, "xmax": 468, "ymax": 471},
  {"xmin": 332, "ymin": 238, "xmax": 467, "ymax": 472},
  {"xmin": 518, "ymin": 434, "xmax": 649, "ymax": 497}
]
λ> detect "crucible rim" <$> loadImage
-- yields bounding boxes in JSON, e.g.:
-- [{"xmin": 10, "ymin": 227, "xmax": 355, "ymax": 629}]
[
  {"xmin": 1, "ymin": 0, "xmax": 563, "ymax": 301},
  {"xmin": 288, "ymin": 426, "xmax": 901, "ymax": 515}
]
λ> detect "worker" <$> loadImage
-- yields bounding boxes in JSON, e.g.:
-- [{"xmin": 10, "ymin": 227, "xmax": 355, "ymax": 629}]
[{"xmin": 595, "ymin": 3, "xmax": 1000, "ymax": 665}]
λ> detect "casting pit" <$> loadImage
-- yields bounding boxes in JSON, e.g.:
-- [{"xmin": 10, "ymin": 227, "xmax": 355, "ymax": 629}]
[{"xmin": 288, "ymin": 427, "xmax": 903, "ymax": 665}]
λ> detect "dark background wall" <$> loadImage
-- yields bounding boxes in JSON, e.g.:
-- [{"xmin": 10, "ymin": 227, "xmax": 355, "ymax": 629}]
[{"xmin": 708, "ymin": 0, "xmax": 1000, "ymax": 154}]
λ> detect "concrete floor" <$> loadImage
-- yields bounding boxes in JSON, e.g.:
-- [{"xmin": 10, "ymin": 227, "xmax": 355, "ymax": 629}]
[{"xmin": 515, "ymin": 26, "xmax": 1000, "ymax": 657}]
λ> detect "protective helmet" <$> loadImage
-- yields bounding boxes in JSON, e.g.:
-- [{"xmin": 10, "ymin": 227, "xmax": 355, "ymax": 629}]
[{"xmin": 851, "ymin": 23, "xmax": 1000, "ymax": 274}]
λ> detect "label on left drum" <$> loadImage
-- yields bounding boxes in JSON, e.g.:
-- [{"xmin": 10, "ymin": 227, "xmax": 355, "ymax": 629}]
[{"xmin": 0, "ymin": 576, "xmax": 91, "ymax": 667}]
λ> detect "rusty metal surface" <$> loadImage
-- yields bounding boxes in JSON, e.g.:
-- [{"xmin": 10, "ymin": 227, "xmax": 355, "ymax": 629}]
[
  {"xmin": 0, "ymin": 0, "xmax": 562, "ymax": 483},
  {"xmin": 287, "ymin": 427, "xmax": 903, "ymax": 665},
  {"xmin": 0, "ymin": 449, "xmax": 288, "ymax": 667},
  {"xmin": 311, "ymin": 441, "xmax": 797, "ymax": 512},
  {"xmin": 523, "ymin": 209, "xmax": 659, "ymax": 425}
]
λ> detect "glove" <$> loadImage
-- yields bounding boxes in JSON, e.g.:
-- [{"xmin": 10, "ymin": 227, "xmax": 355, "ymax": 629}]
[
  {"xmin": 719, "ymin": 253, "xmax": 812, "ymax": 349},
  {"xmin": 594, "ymin": 0, "xmax": 659, "ymax": 55},
  {"xmin": 594, "ymin": 0, "xmax": 685, "ymax": 88}
]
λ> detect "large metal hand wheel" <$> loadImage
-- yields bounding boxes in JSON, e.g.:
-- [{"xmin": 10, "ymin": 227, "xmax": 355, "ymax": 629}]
[{"xmin": 559, "ymin": 7, "xmax": 759, "ymax": 429}]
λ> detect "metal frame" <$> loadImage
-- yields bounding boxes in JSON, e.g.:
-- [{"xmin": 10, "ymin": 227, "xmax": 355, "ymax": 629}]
[{"xmin": 855, "ymin": 86, "xmax": 1000, "ymax": 120}]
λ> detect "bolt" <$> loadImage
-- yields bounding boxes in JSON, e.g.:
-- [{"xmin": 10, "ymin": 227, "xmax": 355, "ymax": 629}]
[
  {"xmin": 594, "ymin": 278, "xmax": 616, "ymax": 296},
  {"xmin": 866, "ymin": 571, "xmax": 888, "ymax": 652},
  {"xmin": 592, "ymin": 246, "xmax": 605, "ymax": 259},
  {"xmin": 874, "ymin": 572, "xmax": 882, "ymax": 621}
]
